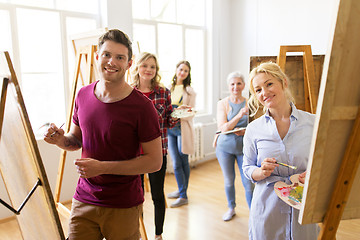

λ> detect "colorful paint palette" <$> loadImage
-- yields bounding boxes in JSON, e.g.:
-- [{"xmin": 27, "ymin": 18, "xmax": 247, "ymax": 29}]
[{"xmin": 274, "ymin": 174, "xmax": 304, "ymax": 210}]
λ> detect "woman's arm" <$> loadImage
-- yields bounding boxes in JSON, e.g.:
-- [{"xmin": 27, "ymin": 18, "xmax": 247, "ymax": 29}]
[
  {"xmin": 217, "ymin": 98, "xmax": 248, "ymax": 133},
  {"xmin": 251, "ymin": 157, "xmax": 279, "ymax": 182},
  {"xmin": 243, "ymin": 126, "xmax": 278, "ymax": 182}
]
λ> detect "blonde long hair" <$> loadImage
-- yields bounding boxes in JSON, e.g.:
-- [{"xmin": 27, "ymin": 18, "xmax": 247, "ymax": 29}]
[
  {"xmin": 131, "ymin": 52, "xmax": 163, "ymax": 90},
  {"xmin": 248, "ymin": 62, "xmax": 295, "ymax": 116}
]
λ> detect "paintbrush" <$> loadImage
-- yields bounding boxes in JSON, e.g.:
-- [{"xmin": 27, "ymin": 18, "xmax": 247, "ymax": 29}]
[
  {"xmin": 50, "ymin": 123, "xmax": 65, "ymax": 137},
  {"xmin": 276, "ymin": 161, "xmax": 297, "ymax": 170}
]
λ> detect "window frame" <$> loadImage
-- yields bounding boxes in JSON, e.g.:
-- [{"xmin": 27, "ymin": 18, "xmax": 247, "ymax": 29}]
[
  {"xmin": 0, "ymin": 1, "xmax": 101, "ymax": 136},
  {"xmin": 131, "ymin": 0, "xmax": 210, "ymax": 116}
]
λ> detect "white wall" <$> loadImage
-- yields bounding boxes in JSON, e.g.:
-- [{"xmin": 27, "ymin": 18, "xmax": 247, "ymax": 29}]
[
  {"xmin": 0, "ymin": 0, "xmax": 338, "ymax": 219},
  {"xmin": 224, "ymin": 0, "xmax": 337, "ymax": 97},
  {"xmin": 100, "ymin": 0, "xmax": 133, "ymax": 36}
]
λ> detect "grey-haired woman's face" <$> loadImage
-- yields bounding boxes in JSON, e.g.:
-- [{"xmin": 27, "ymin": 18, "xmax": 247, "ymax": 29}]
[{"xmin": 228, "ymin": 77, "xmax": 245, "ymax": 96}]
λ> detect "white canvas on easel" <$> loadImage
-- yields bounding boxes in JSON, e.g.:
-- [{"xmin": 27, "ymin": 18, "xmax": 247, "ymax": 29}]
[
  {"xmin": 71, "ymin": 28, "xmax": 108, "ymax": 52},
  {"xmin": 0, "ymin": 51, "xmax": 65, "ymax": 239},
  {"xmin": 299, "ymin": 0, "xmax": 360, "ymax": 239},
  {"xmin": 70, "ymin": 28, "xmax": 108, "ymax": 86}
]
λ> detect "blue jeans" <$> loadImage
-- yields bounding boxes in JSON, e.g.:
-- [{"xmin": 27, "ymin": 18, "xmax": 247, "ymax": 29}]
[
  {"xmin": 168, "ymin": 125, "xmax": 190, "ymax": 199},
  {"xmin": 216, "ymin": 148, "xmax": 254, "ymax": 209}
]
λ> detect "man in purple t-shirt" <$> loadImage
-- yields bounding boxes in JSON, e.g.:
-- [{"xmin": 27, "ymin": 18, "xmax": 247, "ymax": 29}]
[{"xmin": 44, "ymin": 29, "xmax": 162, "ymax": 240}]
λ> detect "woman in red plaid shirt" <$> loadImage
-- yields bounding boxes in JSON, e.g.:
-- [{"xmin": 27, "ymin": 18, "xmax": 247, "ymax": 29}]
[{"xmin": 131, "ymin": 52, "xmax": 178, "ymax": 240}]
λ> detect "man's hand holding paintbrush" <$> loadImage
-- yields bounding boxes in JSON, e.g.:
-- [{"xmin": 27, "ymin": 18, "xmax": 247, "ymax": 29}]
[{"xmin": 43, "ymin": 123, "xmax": 65, "ymax": 144}]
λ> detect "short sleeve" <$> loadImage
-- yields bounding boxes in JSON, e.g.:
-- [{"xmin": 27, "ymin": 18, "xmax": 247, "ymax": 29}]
[
  {"xmin": 138, "ymin": 99, "xmax": 161, "ymax": 143},
  {"xmin": 72, "ymin": 93, "xmax": 80, "ymax": 126}
]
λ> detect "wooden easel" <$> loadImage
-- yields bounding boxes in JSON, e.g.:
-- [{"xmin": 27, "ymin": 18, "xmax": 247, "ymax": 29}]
[
  {"xmin": 318, "ymin": 108, "xmax": 360, "ymax": 239},
  {"xmin": 277, "ymin": 45, "xmax": 319, "ymax": 114},
  {"xmin": 298, "ymin": 0, "xmax": 360, "ymax": 239},
  {"xmin": 55, "ymin": 45, "xmax": 97, "ymax": 217},
  {"xmin": 0, "ymin": 51, "xmax": 65, "ymax": 239},
  {"xmin": 54, "ymin": 45, "xmax": 149, "ymax": 240}
]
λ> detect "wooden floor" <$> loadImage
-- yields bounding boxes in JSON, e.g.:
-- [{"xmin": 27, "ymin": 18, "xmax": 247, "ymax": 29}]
[{"xmin": 0, "ymin": 159, "xmax": 359, "ymax": 239}]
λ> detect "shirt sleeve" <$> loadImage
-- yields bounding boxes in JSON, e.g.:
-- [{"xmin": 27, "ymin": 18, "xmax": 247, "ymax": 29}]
[
  {"xmin": 187, "ymin": 87, "xmax": 196, "ymax": 108},
  {"xmin": 72, "ymin": 93, "xmax": 80, "ymax": 126},
  {"xmin": 242, "ymin": 124, "xmax": 260, "ymax": 183},
  {"xmin": 138, "ymin": 99, "xmax": 161, "ymax": 143}
]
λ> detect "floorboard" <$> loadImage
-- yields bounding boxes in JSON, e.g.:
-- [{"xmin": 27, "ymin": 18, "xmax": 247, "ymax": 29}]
[{"xmin": 0, "ymin": 159, "xmax": 359, "ymax": 239}]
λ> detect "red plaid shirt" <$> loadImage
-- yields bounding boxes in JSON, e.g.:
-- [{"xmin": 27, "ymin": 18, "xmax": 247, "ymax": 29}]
[{"xmin": 140, "ymin": 86, "xmax": 178, "ymax": 155}]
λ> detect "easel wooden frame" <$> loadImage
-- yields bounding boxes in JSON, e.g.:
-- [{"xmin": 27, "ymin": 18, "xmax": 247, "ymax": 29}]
[
  {"xmin": 277, "ymin": 45, "xmax": 319, "ymax": 114},
  {"xmin": 70, "ymin": 28, "xmax": 107, "ymax": 86},
  {"xmin": 299, "ymin": 0, "xmax": 360, "ymax": 239},
  {"xmin": 55, "ymin": 45, "xmax": 97, "ymax": 218},
  {"xmin": 54, "ymin": 45, "xmax": 149, "ymax": 240},
  {"xmin": 249, "ymin": 53, "xmax": 324, "ymax": 121},
  {"xmin": 0, "ymin": 51, "xmax": 65, "ymax": 239}
]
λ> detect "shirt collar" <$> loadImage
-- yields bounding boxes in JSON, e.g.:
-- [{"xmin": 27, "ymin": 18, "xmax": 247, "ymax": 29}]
[
  {"xmin": 153, "ymin": 85, "xmax": 161, "ymax": 95},
  {"xmin": 290, "ymin": 102, "xmax": 299, "ymax": 121},
  {"xmin": 264, "ymin": 102, "xmax": 298, "ymax": 121}
]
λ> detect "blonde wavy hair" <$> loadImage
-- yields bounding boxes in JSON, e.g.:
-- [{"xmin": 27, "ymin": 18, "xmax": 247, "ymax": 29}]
[
  {"xmin": 248, "ymin": 62, "xmax": 295, "ymax": 116},
  {"xmin": 131, "ymin": 52, "xmax": 163, "ymax": 90}
]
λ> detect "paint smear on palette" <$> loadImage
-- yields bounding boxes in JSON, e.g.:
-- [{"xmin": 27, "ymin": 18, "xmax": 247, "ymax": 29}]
[
  {"xmin": 277, "ymin": 184, "xmax": 303, "ymax": 202},
  {"xmin": 274, "ymin": 174, "xmax": 304, "ymax": 210}
]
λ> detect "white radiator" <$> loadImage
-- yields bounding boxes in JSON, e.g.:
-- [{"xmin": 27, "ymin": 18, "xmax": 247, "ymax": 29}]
[
  {"xmin": 166, "ymin": 123, "xmax": 204, "ymax": 173},
  {"xmin": 189, "ymin": 123, "xmax": 204, "ymax": 167}
]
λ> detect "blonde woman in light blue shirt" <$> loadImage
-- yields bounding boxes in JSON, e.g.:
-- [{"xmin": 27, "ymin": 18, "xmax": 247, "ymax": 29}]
[{"xmin": 242, "ymin": 62, "xmax": 319, "ymax": 240}]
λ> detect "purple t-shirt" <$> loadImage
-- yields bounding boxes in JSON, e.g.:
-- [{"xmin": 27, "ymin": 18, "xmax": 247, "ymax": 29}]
[{"xmin": 72, "ymin": 81, "xmax": 160, "ymax": 208}]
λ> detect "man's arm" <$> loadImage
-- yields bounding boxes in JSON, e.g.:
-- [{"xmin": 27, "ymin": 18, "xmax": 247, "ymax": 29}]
[
  {"xmin": 44, "ymin": 123, "xmax": 82, "ymax": 151},
  {"xmin": 74, "ymin": 136, "xmax": 163, "ymax": 178}
]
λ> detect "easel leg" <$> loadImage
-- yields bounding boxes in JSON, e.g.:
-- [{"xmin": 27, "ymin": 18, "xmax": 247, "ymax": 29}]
[
  {"xmin": 139, "ymin": 215, "xmax": 148, "ymax": 240},
  {"xmin": 318, "ymin": 107, "xmax": 360, "ymax": 240}
]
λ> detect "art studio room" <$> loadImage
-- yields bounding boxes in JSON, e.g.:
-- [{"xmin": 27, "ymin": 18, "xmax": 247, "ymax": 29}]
[{"xmin": 0, "ymin": 0, "xmax": 359, "ymax": 239}]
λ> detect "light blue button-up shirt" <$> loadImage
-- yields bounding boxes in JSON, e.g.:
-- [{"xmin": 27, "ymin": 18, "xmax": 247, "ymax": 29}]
[{"xmin": 243, "ymin": 103, "xmax": 319, "ymax": 240}]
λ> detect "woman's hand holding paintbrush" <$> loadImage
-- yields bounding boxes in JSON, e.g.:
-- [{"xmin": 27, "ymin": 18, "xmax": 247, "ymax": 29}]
[
  {"xmin": 252, "ymin": 158, "xmax": 279, "ymax": 181},
  {"xmin": 261, "ymin": 157, "xmax": 297, "ymax": 170},
  {"xmin": 252, "ymin": 158, "xmax": 298, "ymax": 182}
]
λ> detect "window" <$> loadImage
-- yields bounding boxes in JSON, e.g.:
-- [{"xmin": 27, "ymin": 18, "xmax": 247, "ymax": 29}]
[
  {"xmin": 0, "ymin": 1, "xmax": 100, "ymax": 135},
  {"xmin": 0, "ymin": 10, "xmax": 12, "ymax": 54},
  {"xmin": 17, "ymin": 8, "xmax": 65, "ymax": 131},
  {"xmin": 132, "ymin": 0, "xmax": 207, "ymax": 113},
  {"xmin": 65, "ymin": 17, "xmax": 97, "ymax": 92},
  {"xmin": 57, "ymin": 0, "xmax": 99, "ymax": 14},
  {"xmin": 11, "ymin": 0, "xmax": 54, "ymax": 8}
]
